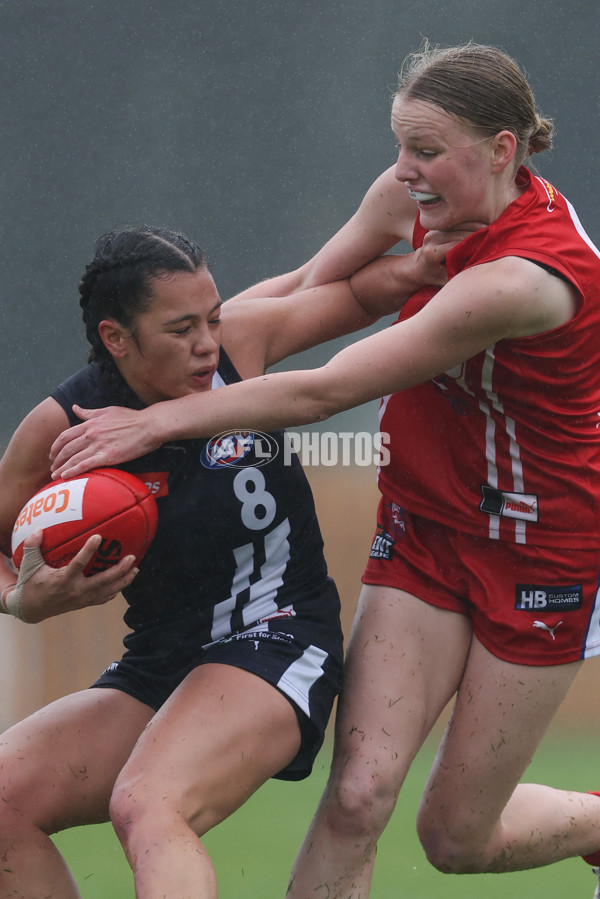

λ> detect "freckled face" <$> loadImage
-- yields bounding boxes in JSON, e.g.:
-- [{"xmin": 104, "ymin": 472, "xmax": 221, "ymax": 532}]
[
  {"xmin": 115, "ymin": 267, "xmax": 222, "ymax": 405},
  {"xmin": 391, "ymin": 95, "xmax": 499, "ymax": 229}
]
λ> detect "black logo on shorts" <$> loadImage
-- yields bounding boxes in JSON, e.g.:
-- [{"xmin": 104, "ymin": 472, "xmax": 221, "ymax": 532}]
[
  {"xmin": 369, "ymin": 525, "xmax": 395, "ymax": 560},
  {"xmin": 515, "ymin": 584, "xmax": 583, "ymax": 612}
]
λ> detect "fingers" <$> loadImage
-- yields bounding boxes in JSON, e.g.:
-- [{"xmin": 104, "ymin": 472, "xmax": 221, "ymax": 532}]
[
  {"xmin": 22, "ymin": 528, "xmax": 43, "ymax": 549},
  {"xmin": 46, "ymin": 546, "xmax": 138, "ymax": 615},
  {"xmin": 17, "ymin": 532, "xmax": 47, "ymax": 582},
  {"xmin": 67, "ymin": 534, "xmax": 137, "ymax": 582},
  {"xmin": 50, "ymin": 433, "xmax": 96, "ymax": 470},
  {"xmin": 6, "ymin": 530, "xmax": 139, "ymax": 623},
  {"xmin": 51, "ymin": 450, "xmax": 108, "ymax": 480},
  {"xmin": 67, "ymin": 533, "xmax": 103, "ymax": 574},
  {"xmin": 49, "ymin": 419, "xmax": 88, "ymax": 461},
  {"xmin": 71, "ymin": 552, "xmax": 139, "ymax": 608},
  {"xmin": 49, "ymin": 406, "xmax": 101, "ymax": 465},
  {"xmin": 71, "ymin": 404, "xmax": 97, "ymax": 420}
]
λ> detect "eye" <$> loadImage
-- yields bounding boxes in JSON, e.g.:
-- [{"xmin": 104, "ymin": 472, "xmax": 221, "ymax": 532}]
[
  {"xmin": 209, "ymin": 316, "xmax": 222, "ymax": 326},
  {"xmin": 171, "ymin": 326, "xmax": 191, "ymax": 336}
]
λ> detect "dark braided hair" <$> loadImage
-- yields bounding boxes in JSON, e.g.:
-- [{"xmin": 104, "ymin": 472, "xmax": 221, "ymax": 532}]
[{"xmin": 79, "ymin": 227, "xmax": 208, "ymax": 391}]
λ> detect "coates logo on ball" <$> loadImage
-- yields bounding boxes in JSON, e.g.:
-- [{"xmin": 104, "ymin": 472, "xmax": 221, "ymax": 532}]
[
  {"xmin": 11, "ymin": 468, "xmax": 159, "ymax": 576},
  {"xmin": 200, "ymin": 430, "xmax": 279, "ymax": 469}
]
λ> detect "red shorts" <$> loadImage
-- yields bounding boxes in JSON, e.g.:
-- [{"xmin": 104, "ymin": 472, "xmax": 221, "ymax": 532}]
[{"xmin": 362, "ymin": 496, "xmax": 600, "ymax": 666}]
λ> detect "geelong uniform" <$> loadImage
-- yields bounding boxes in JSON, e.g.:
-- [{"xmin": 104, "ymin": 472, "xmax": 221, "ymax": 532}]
[
  {"xmin": 364, "ymin": 167, "xmax": 600, "ymax": 665},
  {"xmin": 51, "ymin": 349, "xmax": 343, "ymax": 780}
]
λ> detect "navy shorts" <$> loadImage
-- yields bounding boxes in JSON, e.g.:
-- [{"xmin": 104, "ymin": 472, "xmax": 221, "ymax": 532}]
[{"xmin": 91, "ymin": 579, "xmax": 343, "ymax": 780}]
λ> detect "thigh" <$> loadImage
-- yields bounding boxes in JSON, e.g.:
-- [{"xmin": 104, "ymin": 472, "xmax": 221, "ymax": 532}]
[
  {"xmin": 0, "ymin": 688, "xmax": 153, "ymax": 831},
  {"xmin": 330, "ymin": 584, "xmax": 472, "ymax": 786},
  {"xmin": 114, "ymin": 663, "xmax": 301, "ymax": 834},
  {"xmin": 419, "ymin": 635, "xmax": 582, "ymax": 837}
]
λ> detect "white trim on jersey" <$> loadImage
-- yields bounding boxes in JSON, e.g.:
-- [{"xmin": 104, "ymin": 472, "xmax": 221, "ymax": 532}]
[
  {"xmin": 583, "ymin": 579, "xmax": 600, "ymax": 658},
  {"xmin": 211, "ymin": 371, "xmax": 227, "ymax": 389},
  {"xmin": 478, "ymin": 344, "xmax": 528, "ymax": 545},
  {"xmin": 480, "ymin": 396, "xmax": 500, "ymax": 540}
]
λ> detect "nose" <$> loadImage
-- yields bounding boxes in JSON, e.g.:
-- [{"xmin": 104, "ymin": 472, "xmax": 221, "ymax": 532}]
[
  {"xmin": 193, "ymin": 325, "xmax": 219, "ymax": 357},
  {"xmin": 394, "ymin": 148, "xmax": 418, "ymax": 184}
]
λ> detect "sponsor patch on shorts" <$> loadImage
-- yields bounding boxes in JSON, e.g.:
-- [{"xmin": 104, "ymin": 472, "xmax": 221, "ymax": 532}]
[
  {"xmin": 514, "ymin": 583, "xmax": 583, "ymax": 612},
  {"xmin": 480, "ymin": 485, "xmax": 539, "ymax": 522},
  {"xmin": 369, "ymin": 525, "xmax": 395, "ymax": 560}
]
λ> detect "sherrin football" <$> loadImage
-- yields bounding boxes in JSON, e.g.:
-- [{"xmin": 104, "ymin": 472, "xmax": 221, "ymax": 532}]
[{"xmin": 11, "ymin": 468, "xmax": 158, "ymax": 576}]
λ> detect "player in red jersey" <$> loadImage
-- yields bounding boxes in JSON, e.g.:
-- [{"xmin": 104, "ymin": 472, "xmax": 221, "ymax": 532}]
[{"xmin": 51, "ymin": 44, "xmax": 600, "ymax": 896}]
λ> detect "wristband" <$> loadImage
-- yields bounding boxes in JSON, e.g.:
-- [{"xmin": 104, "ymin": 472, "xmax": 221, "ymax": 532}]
[
  {"xmin": 3, "ymin": 544, "xmax": 46, "ymax": 623},
  {"xmin": 4, "ymin": 586, "xmax": 27, "ymax": 622}
]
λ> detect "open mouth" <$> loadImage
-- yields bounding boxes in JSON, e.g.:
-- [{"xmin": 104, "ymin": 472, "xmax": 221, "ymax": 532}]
[
  {"xmin": 408, "ymin": 189, "xmax": 441, "ymax": 206},
  {"xmin": 191, "ymin": 367, "xmax": 215, "ymax": 385}
]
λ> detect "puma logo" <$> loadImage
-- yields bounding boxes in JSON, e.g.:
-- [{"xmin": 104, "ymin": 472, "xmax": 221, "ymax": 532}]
[{"xmin": 533, "ymin": 620, "xmax": 563, "ymax": 641}]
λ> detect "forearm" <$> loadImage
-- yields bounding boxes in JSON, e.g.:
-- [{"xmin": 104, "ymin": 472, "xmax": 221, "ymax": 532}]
[
  {"xmin": 349, "ymin": 252, "xmax": 438, "ymax": 317},
  {"xmin": 149, "ymin": 369, "xmax": 338, "ymax": 442},
  {"xmin": 228, "ymin": 268, "xmax": 308, "ymax": 301}
]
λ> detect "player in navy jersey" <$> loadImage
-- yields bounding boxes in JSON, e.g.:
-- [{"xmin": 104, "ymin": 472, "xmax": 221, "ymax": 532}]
[
  {"xmin": 0, "ymin": 225, "xmax": 455, "ymax": 898},
  {"xmin": 51, "ymin": 46, "xmax": 600, "ymax": 898}
]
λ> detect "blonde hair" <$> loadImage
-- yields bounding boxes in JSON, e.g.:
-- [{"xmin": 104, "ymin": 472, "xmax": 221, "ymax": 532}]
[{"xmin": 396, "ymin": 42, "xmax": 553, "ymax": 166}]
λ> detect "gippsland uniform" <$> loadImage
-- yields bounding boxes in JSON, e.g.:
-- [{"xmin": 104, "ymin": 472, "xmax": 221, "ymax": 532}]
[
  {"xmin": 364, "ymin": 166, "xmax": 600, "ymax": 665},
  {"xmin": 52, "ymin": 349, "xmax": 343, "ymax": 780}
]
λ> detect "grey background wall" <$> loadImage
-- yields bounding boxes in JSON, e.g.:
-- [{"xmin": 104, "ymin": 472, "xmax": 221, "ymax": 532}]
[{"xmin": 2, "ymin": 0, "xmax": 599, "ymax": 441}]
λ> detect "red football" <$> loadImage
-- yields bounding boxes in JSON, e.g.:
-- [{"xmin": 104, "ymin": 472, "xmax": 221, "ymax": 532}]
[{"xmin": 11, "ymin": 468, "xmax": 158, "ymax": 576}]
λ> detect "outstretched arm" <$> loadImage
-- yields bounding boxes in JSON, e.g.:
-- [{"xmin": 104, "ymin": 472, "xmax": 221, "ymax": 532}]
[
  {"xmin": 50, "ymin": 257, "xmax": 577, "ymax": 479},
  {"xmin": 229, "ymin": 166, "xmax": 417, "ymax": 299},
  {"xmin": 223, "ymin": 227, "xmax": 481, "ymax": 378}
]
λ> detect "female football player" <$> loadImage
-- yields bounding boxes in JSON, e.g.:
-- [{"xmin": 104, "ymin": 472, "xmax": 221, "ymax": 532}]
[
  {"xmin": 0, "ymin": 223, "xmax": 453, "ymax": 897},
  {"xmin": 51, "ymin": 44, "xmax": 600, "ymax": 898}
]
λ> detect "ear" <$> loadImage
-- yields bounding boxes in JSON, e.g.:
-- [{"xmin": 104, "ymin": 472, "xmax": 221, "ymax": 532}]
[
  {"xmin": 98, "ymin": 319, "xmax": 130, "ymax": 358},
  {"xmin": 490, "ymin": 130, "xmax": 518, "ymax": 173}
]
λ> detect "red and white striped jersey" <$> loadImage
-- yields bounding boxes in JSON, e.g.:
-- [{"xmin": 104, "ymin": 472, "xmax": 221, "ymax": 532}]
[{"xmin": 377, "ymin": 167, "xmax": 600, "ymax": 547}]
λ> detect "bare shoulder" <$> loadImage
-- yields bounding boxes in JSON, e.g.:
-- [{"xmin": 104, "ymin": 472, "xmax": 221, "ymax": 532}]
[
  {"xmin": 1, "ymin": 397, "xmax": 71, "ymax": 489},
  {"xmin": 0, "ymin": 397, "xmax": 70, "ymax": 551}
]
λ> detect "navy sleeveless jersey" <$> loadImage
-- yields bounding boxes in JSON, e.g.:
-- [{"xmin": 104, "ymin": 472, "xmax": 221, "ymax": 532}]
[{"xmin": 51, "ymin": 349, "xmax": 336, "ymax": 657}]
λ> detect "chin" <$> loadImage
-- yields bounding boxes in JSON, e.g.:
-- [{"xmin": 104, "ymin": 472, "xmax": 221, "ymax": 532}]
[
  {"xmin": 418, "ymin": 202, "xmax": 446, "ymax": 223},
  {"xmin": 421, "ymin": 207, "xmax": 466, "ymax": 231}
]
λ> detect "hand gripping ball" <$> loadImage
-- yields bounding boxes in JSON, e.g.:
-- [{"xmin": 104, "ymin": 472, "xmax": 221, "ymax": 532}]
[{"xmin": 11, "ymin": 468, "xmax": 158, "ymax": 576}]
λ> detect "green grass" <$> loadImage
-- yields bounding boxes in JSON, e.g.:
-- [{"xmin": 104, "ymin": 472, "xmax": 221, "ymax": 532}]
[{"xmin": 53, "ymin": 732, "xmax": 599, "ymax": 897}]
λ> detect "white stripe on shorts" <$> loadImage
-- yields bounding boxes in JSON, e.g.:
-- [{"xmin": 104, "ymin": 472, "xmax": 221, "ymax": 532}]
[{"xmin": 277, "ymin": 644, "xmax": 328, "ymax": 717}]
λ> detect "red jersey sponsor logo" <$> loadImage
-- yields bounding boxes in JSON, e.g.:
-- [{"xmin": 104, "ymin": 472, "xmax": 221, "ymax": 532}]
[{"xmin": 136, "ymin": 472, "xmax": 169, "ymax": 497}]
